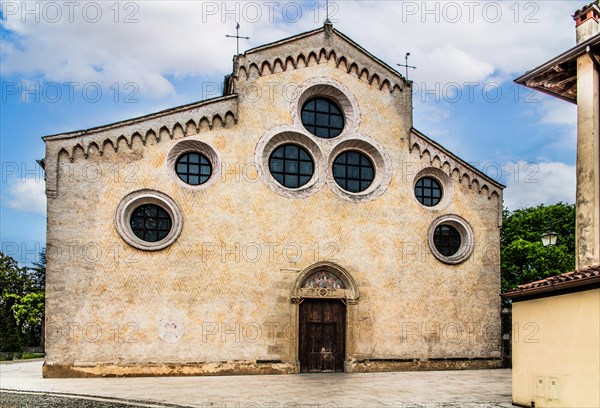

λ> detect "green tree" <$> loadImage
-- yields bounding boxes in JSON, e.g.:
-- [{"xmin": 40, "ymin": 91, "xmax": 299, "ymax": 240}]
[
  {"xmin": 4, "ymin": 292, "xmax": 45, "ymax": 347},
  {"xmin": 29, "ymin": 247, "xmax": 46, "ymax": 291},
  {"xmin": 26, "ymin": 247, "xmax": 46, "ymax": 346},
  {"xmin": 501, "ymin": 202, "xmax": 576, "ymax": 293},
  {"xmin": 0, "ymin": 251, "xmax": 46, "ymax": 351},
  {"xmin": 0, "ymin": 252, "xmax": 30, "ymax": 351}
]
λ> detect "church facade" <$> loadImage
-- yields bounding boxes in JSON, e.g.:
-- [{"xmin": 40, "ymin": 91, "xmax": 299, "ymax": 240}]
[{"xmin": 42, "ymin": 23, "xmax": 504, "ymax": 377}]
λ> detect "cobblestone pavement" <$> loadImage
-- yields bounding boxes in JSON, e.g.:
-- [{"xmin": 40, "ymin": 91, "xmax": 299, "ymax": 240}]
[
  {"xmin": 0, "ymin": 391, "xmax": 178, "ymax": 407},
  {"xmin": 0, "ymin": 360, "xmax": 514, "ymax": 408}
]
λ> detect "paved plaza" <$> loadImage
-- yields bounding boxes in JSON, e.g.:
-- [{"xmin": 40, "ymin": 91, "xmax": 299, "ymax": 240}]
[{"xmin": 0, "ymin": 360, "xmax": 513, "ymax": 407}]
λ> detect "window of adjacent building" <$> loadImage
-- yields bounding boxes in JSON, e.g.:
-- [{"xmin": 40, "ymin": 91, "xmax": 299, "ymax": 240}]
[
  {"xmin": 301, "ymin": 97, "xmax": 344, "ymax": 138},
  {"xmin": 333, "ymin": 150, "xmax": 374, "ymax": 193},
  {"xmin": 175, "ymin": 152, "xmax": 212, "ymax": 185},
  {"xmin": 415, "ymin": 176, "xmax": 443, "ymax": 207},
  {"xmin": 269, "ymin": 144, "xmax": 315, "ymax": 189},
  {"xmin": 130, "ymin": 204, "xmax": 172, "ymax": 243},
  {"xmin": 433, "ymin": 225, "xmax": 461, "ymax": 256}
]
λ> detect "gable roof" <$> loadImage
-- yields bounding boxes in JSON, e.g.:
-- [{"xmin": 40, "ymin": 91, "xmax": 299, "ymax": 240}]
[
  {"xmin": 42, "ymin": 95, "xmax": 237, "ymax": 141},
  {"xmin": 501, "ymin": 264, "xmax": 600, "ymax": 300},
  {"xmin": 242, "ymin": 23, "xmax": 408, "ymax": 85}
]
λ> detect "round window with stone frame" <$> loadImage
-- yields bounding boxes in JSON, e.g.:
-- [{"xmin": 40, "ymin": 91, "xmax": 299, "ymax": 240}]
[
  {"xmin": 115, "ymin": 190, "xmax": 183, "ymax": 251},
  {"xmin": 415, "ymin": 176, "xmax": 443, "ymax": 207},
  {"xmin": 301, "ymin": 97, "xmax": 345, "ymax": 139},
  {"xmin": 166, "ymin": 139, "xmax": 220, "ymax": 191},
  {"xmin": 332, "ymin": 150, "xmax": 375, "ymax": 193},
  {"xmin": 326, "ymin": 138, "xmax": 392, "ymax": 203},
  {"xmin": 433, "ymin": 224, "xmax": 461, "ymax": 256},
  {"xmin": 130, "ymin": 204, "xmax": 172, "ymax": 243},
  {"xmin": 412, "ymin": 167, "xmax": 454, "ymax": 210},
  {"xmin": 175, "ymin": 152, "xmax": 212, "ymax": 186},
  {"xmin": 428, "ymin": 215, "xmax": 474, "ymax": 264},
  {"xmin": 268, "ymin": 143, "xmax": 315, "ymax": 189}
]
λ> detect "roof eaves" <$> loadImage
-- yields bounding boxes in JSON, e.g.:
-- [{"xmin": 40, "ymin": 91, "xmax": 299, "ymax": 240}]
[
  {"xmin": 501, "ymin": 265, "xmax": 600, "ymax": 299},
  {"xmin": 501, "ymin": 275, "xmax": 600, "ymax": 299},
  {"xmin": 331, "ymin": 29, "xmax": 407, "ymax": 84},
  {"xmin": 244, "ymin": 25, "xmax": 408, "ymax": 85},
  {"xmin": 244, "ymin": 26, "xmax": 325, "ymax": 55},
  {"xmin": 514, "ymin": 33, "xmax": 600, "ymax": 85},
  {"xmin": 42, "ymin": 94, "xmax": 238, "ymax": 141}
]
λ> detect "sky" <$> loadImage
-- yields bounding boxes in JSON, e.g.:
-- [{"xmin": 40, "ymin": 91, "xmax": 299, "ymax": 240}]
[{"xmin": 0, "ymin": 1, "xmax": 580, "ymax": 265}]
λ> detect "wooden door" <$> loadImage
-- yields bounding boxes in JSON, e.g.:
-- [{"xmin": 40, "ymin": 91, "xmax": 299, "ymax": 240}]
[{"xmin": 299, "ymin": 299, "xmax": 346, "ymax": 373}]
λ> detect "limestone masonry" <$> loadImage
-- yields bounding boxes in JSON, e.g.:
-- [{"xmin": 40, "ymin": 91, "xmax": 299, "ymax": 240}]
[{"xmin": 42, "ymin": 23, "xmax": 504, "ymax": 377}]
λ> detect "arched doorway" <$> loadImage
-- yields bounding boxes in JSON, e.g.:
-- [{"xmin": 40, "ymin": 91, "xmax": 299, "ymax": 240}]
[{"xmin": 291, "ymin": 262, "xmax": 359, "ymax": 373}]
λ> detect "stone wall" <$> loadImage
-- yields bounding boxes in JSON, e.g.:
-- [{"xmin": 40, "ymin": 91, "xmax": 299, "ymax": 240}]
[{"xmin": 43, "ymin": 26, "xmax": 503, "ymax": 377}]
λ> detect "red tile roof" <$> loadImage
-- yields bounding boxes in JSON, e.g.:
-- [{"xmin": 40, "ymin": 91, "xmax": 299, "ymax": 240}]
[{"xmin": 502, "ymin": 264, "xmax": 600, "ymax": 299}]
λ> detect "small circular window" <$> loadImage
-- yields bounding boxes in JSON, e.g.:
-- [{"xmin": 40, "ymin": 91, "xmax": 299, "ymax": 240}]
[
  {"xmin": 333, "ymin": 151, "xmax": 374, "ymax": 193},
  {"xmin": 175, "ymin": 152, "xmax": 212, "ymax": 185},
  {"xmin": 433, "ymin": 225, "xmax": 461, "ymax": 256},
  {"xmin": 269, "ymin": 144, "xmax": 314, "ymax": 189},
  {"xmin": 115, "ymin": 190, "xmax": 183, "ymax": 251},
  {"xmin": 415, "ymin": 177, "xmax": 443, "ymax": 207},
  {"xmin": 130, "ymin": 204, "xmax": 172, "ymax": 243},
  {"xmin": 301, "ymin": 97, "xmax": 344, "ymax": 138},
  {"xmin": 428, "ymin": 215, "xmax": 474, "ymax": 264}
]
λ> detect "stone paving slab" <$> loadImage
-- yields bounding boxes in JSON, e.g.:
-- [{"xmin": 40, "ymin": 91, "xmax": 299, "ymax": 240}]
[{"xmin": 0, "ymin": 360, "xmax": 513, "ymax": 407}]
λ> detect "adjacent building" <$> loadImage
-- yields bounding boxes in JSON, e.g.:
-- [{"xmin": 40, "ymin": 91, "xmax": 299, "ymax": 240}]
[{"xmin": 507, "ymin": 2, "xmax": 600, "ymax": 407}]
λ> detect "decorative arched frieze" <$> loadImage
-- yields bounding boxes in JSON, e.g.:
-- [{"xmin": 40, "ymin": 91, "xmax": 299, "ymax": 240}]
[
  {"xmin": 146, "ymin": 129, "xmax": 159, "ymax": 144},
  {"xmin": 248, "ymin": 63, "xmax": 260, "ymax": 79},
  {"xmin": 318, "ymin": 48, "xmax": 328, "ymax": 62},
  {"xmin": 260, "ymin": 61, "xmax": 272, "ymax": 76},
  {"xmin": 216, "ymin": 114, "xmax": 227, "ymax": 128},
  {"xmin": 57, "ymin": 148, "xmax": 70, "ymax": 163},
  {"xmin": 172, "ymin": 123, "xmax": 184, "ymax": 139},
  {"xmin": 72, "ymin": 144, "xmax": 85, "ymax": 160},
  {"xmin": 43, "ymin": 95, "xmax": 238, "ymax": 197},
  {"xmin": 86, "ymin": 141, "xmax": 100, "ymax": 157},
  {"xmin": 102, "ymin": 139, "xmax": 116, "ymax": 155},
  {"xmin": 185, "ymin": 120, "xmax": 198, "ymax": 136},
  {"xmin": 409, "ymin": 128, "xmax": 504, "ymax": 201},
  {"xmin": 131, "ymin": 132, "xmax": 144, "ymax": 146},
  {"xmin": 296, "ymin": 54, "xmax": 307, "ymax": 68},
  {"xmin": 273, "ymin": 58, "xmax": 284, "ymax": 73},
  {"xmin": 291, "ymin": 261, "xmax": 359, "ymax": 303},
  {"xmin": 224, "ymin": 111, "xmax": 237, "ymax": 126},
  {"xmin": 369, "ymin": 73, "xmax": 381, "ymax": 87},
  {"xmin": 159, "ymin": 126, "xmax": 171, "ymax": 141},
  {"xmin": 327, "ymin": 49, "xmax": 337, "ymax": 63},
  {"xmin": 235, "ymin": 48, "xmax": 406, "ymax": 96},
  {"xmin": 285, "ymin": 56, "xmax": 296, "ymax": 70}
]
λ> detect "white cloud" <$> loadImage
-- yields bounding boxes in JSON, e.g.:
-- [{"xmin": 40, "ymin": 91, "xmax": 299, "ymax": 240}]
[
  {"xmin": 503, "ymin": 161, "xmax": 575, "ymax": 210},
  {"xmin": 538, "ymin": 97, "xmax": 577, "ymax": 126},
  {"xmin": 3, "ymin": 177, "xmax": 46, "ymax": 214},
  {"xmin": 0, "ymin": 1, "xmax": 578, "ymax": 98},
  {"xmin": 330, "ymin": 1, "xmax": 575, "ymax": 86}
]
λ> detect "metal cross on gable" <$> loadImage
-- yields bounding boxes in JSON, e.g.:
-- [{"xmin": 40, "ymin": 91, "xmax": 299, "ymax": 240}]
[
  {"xmin": 225, "ymin": 22, "xmax": 250, "ymax": 55},
  {"xmin": 397, "ymin": 53, "xmax": 417, "ymax": 81}
]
